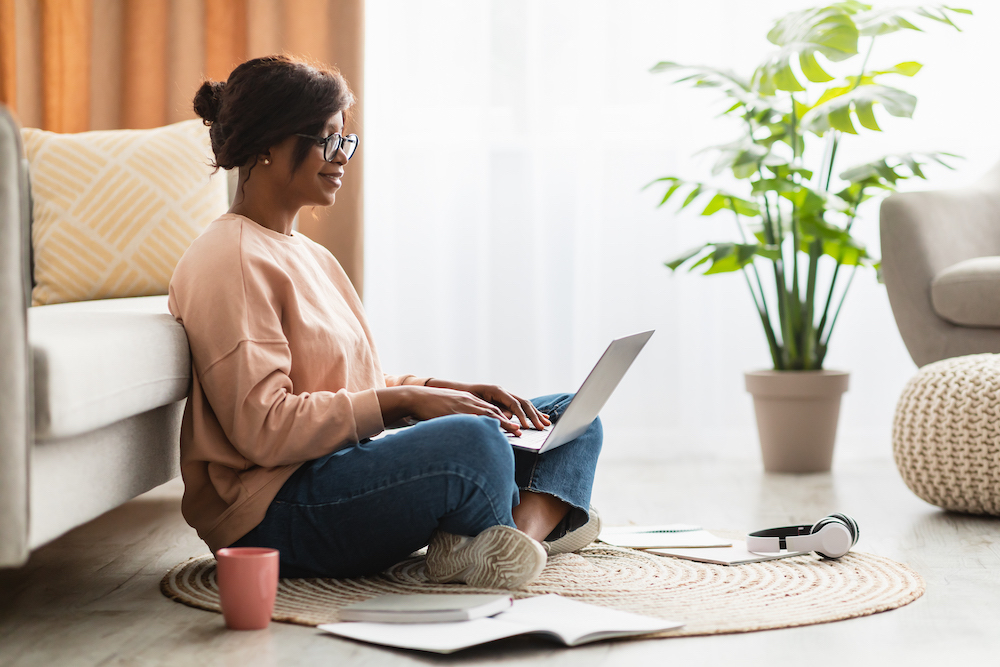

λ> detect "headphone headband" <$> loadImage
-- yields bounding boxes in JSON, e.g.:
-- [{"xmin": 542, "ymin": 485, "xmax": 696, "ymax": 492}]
[{"xmin": 746, "ymin": 514, "xmax": 859, "ymax": 559}]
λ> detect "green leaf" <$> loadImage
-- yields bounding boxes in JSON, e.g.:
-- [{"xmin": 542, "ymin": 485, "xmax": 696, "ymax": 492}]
[
  {"xmin": 813, "ymin": 62, "xmax": 923, "ymax": 105},
  {"xmin": 751, "ymin": 178, "xmax": 797, "ymax": 196},
  {"xmin": 731, "ymin": 197, "xmax": 761, "ymax": 217},
  {"xmin": 853, "ymin": 98, "xmax": 880, "ymax": 130},
  {"xmin": 650, "ymin": 62, "xmax": 752, "ymax": 93},
  {"xmin": 700, "ymin": 138, "xmax": 770, "ymax": 178},
  {"xmin": 753, "ymin": 6, "xmax": 859, "ymax": 93},
  {"xmin": 647, "ymin": 177, "xmax": 762, "ymax": 219},
  {"xmin": 770, "ymin": 163, "xmax": 815, "ymax": 181},
  {"xmin": 689, "ymin": 253, "xmax": 713, "ymax": 271},
  {"xmin": 664, "ymin": 242, "xmax": 779, "ymax": 275},
  {"xmin": 780, "ymin": 184, "xmax": 827, "ymax": 215},
  {"xmin": 853, "ymin": 6, "xmax": 970, "ymax": 36},
  {"xmin": 799, "ymin": 51, "xmax": 835, "ymax": 83},
  {"xmin": 803, "ymin": 85, "xmax": 916, "ymax": 135},
  {"xmin": 681, "ymin": 185, "xmax": 704, "ymax": 209},
  {"xmin": 828, "ymin": 104, "xmax": 858, "ymax": 133},
  {"xmin": 664, "ymin": 245, "xmax": 708, "ymax": 271},
  {"xmin": 881, "ymin": 61, "xmax": 923, "ymax": 77},
  {"xmin": 701, "ymin": 193, "xmax": 760, "ymax": 217},
  {"xmin": 839, "ymin": 152, "xmax": 959, "ymax": 186},
  {"xmin": 799, "ymin": 233, "xmax": 872, "ymax": 265},
  {"xmin": 700, "ymin": 194, "xmax": 729, "ymax": 216},
  {"xmin": 702, "ymin": 243, "xmax": 780, "ymax": 274}
]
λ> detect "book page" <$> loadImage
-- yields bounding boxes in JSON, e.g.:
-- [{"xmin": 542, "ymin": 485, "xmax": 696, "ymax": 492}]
[
  {"xmin": 495, "ymin": 595, "xmax": 682, "ymax": 646},
  {"xmin": 319, "ymin": 595, "xmax": 683, "ymax": 652},
  {"xmin": 319, "ymin": 618, "xmax": 530, "ymax": 654}
]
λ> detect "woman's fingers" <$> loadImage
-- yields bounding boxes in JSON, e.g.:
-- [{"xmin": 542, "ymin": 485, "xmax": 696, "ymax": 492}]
[
  {"xmin": 507, "ymin": 393, "xmax": 548, "ymax": 430},
  {"xmin": 466, "ymin": 395, "xmax": 520, "ymax": 431},
  {"xmin": 475, "ymin": 401, "xmax": 520, "ymax": 433},
  {"xmin": 487, "ymin": 387, "xmax": 549, "ymax": 431},
  {"xmin": 503, "ymin": 394, "xmax": 531, "ymax": 429},
  {"xmin": 524, "ymin": 399, "xmax": 550, "ymax": 430}
]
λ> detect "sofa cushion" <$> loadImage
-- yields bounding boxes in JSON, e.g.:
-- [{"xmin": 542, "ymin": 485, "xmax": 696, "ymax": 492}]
[
  {"xmin": 29, "ymin": 295, "xmax": 190, "ymax": 440},
  {"xmin": 931, "ymin": 256, "xmax": 1000, "ymax": 328},
  {"xmin": 22, "ymin": 120, "xmax": 228, "ymax": 306}
]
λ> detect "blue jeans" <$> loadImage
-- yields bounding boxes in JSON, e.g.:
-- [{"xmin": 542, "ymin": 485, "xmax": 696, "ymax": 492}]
[{"xmin": 230, "ymin": 393, "xmax": 602, "ymax": 578}]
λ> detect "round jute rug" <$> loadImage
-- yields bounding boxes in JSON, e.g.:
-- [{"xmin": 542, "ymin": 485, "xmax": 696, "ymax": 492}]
[{"xmin": 161, "ymin": 545, "xmax": 923, "ymax": 637}]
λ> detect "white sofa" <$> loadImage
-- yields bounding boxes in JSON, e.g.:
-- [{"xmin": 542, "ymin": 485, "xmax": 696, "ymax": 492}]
[{"xmin": 0, "ymin": 106, "xmax": 229, "ymax": 567}]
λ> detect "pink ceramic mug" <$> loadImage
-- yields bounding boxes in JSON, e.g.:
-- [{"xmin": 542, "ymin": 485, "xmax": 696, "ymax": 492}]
[{"xmin": 215, "ymin": 547, "xmax": 279, "ymax": 630}]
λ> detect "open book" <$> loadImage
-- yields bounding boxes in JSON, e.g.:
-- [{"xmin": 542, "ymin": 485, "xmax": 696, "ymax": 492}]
[{"xmin": 319, "ymin": 594, "xmax": 683, "ymax": 653}]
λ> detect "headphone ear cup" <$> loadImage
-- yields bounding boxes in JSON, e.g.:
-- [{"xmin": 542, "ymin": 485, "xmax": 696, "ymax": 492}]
[
  {"xmin": 811, "ymin": 514, "xmax": 858, "ymax": 558},
  {"xmin": 826, "ymin": 513, "xmax": 860, "ymax": 546}
]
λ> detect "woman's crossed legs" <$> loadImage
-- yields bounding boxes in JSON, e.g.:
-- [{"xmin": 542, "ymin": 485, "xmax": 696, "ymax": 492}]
[{"xmin": 232, "ymin": 393, "xmax": 602, "ymax": 578}]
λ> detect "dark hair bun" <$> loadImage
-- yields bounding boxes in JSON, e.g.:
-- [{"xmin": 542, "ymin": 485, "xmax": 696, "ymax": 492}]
[
  {"xmin": 193, "ymin": 80, "xmax": 225, "ymax": 124},
  {"xmin": 192, "ymin": 55, "xmax": 353, "ymax": 172}
]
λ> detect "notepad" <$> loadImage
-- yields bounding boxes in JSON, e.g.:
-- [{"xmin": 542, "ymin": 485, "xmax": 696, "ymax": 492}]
[
  {"xmin": 599, "ymin": 525, "xmax": 732, "ymax": 549},
  {"xmin": 648, "ymin": 540, "xmax": 806, "ymax": 566},
  {"xmin": 319, "ymin": 594, "xmax": 684, "ymax": 653},
  {"xmin": 339, "ymin": 594, "xmax": 512, "ymax": 623}
]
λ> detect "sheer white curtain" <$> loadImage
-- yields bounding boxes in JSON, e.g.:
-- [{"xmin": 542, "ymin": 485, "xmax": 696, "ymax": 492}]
[{"xmin": 363, "ymin": 0, "xmax": 1000, "ymax": 461}]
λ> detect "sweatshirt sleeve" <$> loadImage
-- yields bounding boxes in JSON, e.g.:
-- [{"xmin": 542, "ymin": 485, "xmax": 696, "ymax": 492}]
[
  {"xmin": 199, "ymin": 339, "xmax": 385, "ymax": 468},
  {"xmin": 384, "ymin": 373, "xmax": 432, "ymax": 387}
]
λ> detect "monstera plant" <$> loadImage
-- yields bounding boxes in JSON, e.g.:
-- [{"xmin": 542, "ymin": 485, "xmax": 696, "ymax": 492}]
[{"xmin": 648, "ymin": 2, "xmax": 969, "ymax": 472}]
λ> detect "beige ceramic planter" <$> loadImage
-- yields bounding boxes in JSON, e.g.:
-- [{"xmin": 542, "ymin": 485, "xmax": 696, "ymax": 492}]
[{"xmin": 744, "ymin": 370, "xmax": 849, "ymax": 473}]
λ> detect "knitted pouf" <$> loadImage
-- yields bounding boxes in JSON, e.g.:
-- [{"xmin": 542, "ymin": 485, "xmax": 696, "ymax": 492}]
[{"xmin": 893, "ymin": 354, "xmax": 1000, "ymax": 515}]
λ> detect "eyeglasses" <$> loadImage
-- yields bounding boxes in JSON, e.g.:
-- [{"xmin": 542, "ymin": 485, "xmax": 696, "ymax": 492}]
[{"xmin": 295, "ymin": 132, "xmax": 360, "ymax": 162}]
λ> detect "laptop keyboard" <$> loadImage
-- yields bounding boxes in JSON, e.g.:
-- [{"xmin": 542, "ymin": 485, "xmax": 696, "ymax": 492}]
[{"xmin": 505, "ymin": 424, "xmax": 552, "ymax": 450}]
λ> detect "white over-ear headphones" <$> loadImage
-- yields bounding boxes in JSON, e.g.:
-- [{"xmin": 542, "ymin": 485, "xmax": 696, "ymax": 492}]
[{"xmin": 746, "ymin": 513, "xmax": 860, "ymax": 559}]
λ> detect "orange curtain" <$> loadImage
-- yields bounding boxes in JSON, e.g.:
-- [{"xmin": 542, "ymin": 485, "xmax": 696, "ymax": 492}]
[
  {"xmin": 0, "ymin": 0, "xmax": 366, "ymax": 294},
  {"xmin": 0, "ymin": 0, "xmax": 16, "ymax": 108},
  {"xmin": 41, "ymin": 0, "xmax": 91, "ymax": 133}
]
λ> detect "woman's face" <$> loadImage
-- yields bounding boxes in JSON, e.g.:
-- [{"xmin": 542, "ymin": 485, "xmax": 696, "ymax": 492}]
[{"xmin": 267, "ymin": 111, "xmax": 348, "ymax": 208}]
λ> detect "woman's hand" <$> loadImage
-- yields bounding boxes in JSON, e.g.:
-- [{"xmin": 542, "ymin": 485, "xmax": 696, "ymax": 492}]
[
  {"xmin": 426, "ymin": 380, "xmax": 551, "ymax": 432},
  {"xmin": 376, "ymin": 385, "xmax": 525, "ymax": 434}
]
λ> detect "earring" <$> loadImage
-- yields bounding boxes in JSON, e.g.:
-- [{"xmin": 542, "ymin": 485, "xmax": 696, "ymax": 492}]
[{"xmin": 262, "ymin": 157, "xmax": 271, "ymax": 165}]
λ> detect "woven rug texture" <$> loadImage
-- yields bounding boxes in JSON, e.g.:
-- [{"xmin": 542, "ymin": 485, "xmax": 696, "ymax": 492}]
[{"xmin": 161, "ymin": 545, "xmax": 924, "ymax": 638}]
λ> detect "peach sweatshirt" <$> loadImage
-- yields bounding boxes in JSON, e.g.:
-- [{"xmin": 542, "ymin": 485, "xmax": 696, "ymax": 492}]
[{"xmin": 168, "ymin": 214, "xmax": 427, "ymax": 552}]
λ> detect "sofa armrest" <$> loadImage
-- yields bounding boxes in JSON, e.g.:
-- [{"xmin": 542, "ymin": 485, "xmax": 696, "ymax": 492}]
[
  {"xmin": 0, "ymin": 105, "xmax": 32, "ymax": 567},
  {"xmin": 881, "ymin": 165, "xmax": 1000, "ymax": 367}
]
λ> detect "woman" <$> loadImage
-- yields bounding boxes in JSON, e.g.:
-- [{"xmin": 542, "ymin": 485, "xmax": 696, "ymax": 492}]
[{"xmin": 169, "ymin": 55, "xmax": 602, "ymax": 589}]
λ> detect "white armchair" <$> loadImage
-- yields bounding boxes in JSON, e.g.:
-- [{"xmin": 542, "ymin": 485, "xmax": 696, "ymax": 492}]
[{"xmin": 880, "ymin": 163, "xmax": 1000, "ymax": 367}]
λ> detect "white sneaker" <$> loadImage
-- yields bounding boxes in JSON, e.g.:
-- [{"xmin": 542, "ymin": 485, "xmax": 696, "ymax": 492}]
[
  {"xmin": 544, "ymin": 506, "xmax": 601, "ymax": 555},
  {"xmin": 425, "ymin": 525, "xmax": 546, "ymax": 590}
]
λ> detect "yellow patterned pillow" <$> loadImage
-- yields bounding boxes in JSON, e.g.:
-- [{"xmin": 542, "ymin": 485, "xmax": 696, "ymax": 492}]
[{"xmin": 22, "ymin": 120, "xmax": 229, "ymax": 306}]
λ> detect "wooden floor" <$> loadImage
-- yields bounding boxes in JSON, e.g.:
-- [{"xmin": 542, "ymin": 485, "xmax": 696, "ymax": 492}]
[{"xmin": 2, "ymin": 455, "xmax": 999, "ymax": 666}]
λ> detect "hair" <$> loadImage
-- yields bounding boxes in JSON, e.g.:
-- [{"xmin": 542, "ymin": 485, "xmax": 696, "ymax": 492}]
[{"xmin": 192, "ymin": 55, "xmax": 354, "ymax": 177}]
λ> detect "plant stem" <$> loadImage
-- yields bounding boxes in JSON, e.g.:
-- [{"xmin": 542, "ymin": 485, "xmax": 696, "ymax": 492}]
[
  {"xmin": 732, "ymin": 206, "xmax": 772, "ymax": 318},
  {"xmin": 789, "ymin": 93, "xmax": 803, "ymax": 366},
  {"xmin": 732, "ymin": 206, "xmax": 781, "ymax": 365},
  {"xmin": 816, "ymin": 186, "xmax": 864, "ymax": 344},
  {"xmin": 745, "ymin": 106, "xmax": 788, "ymax": 369},
  {"xmin": 802, "ymin": 239, "xmax": 822, "ymax": 369},
  {"xmin": 742, "ymin": 267, "xmax": 782, "ymax": 369},
  {"xmin": 824, "ymin": 133, "xmax": 840, "ymax": 192},
  {"xmin": 820, "ymin": 263, "xmax": 859, "ymax": 349},
  {"xmin": 824, "ymin": 39, "xmax": 874, "ymax": 196},
  {"xmin": 816, "ymin": 37, "xmax": 877, "ymax": 357}
]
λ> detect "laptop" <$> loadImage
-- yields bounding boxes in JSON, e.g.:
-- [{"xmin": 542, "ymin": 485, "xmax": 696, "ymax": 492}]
[{"xmin": 507, "ymin": 330, "xmax": 654, "ymax": 453}]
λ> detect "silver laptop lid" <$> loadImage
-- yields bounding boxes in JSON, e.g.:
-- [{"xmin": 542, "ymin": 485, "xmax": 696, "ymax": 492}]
[{"xmin": 532, "ymin": 330, "xmax": 654, "ymax": 453}]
